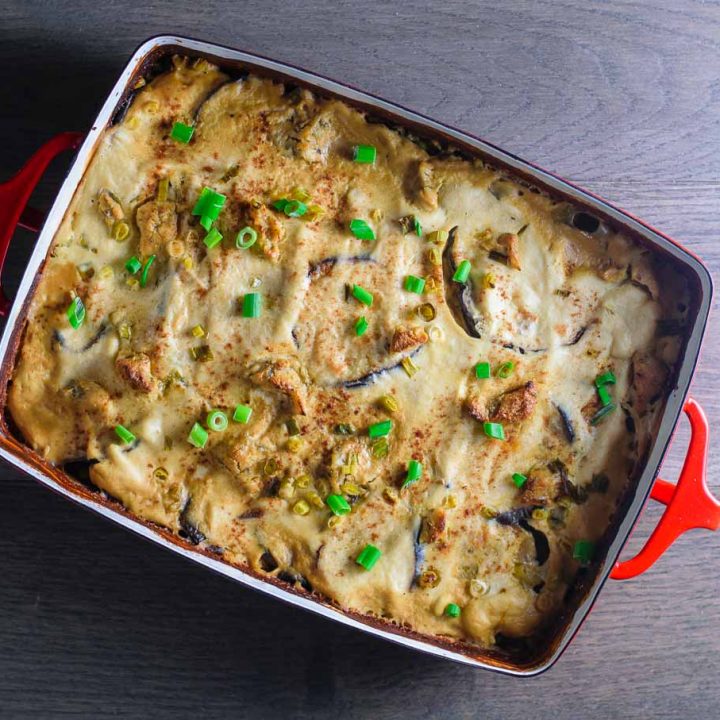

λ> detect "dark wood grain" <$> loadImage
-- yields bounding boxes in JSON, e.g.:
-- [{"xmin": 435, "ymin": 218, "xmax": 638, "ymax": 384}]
[{"xmin": 0, "ymin": 1, "xmax": 718, "ymax": 718}]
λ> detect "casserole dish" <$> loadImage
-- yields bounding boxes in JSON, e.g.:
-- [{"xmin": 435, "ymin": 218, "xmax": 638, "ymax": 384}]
[{"xmin": 0, "ymin": 35, "xmax": 717, "ymax": 675}]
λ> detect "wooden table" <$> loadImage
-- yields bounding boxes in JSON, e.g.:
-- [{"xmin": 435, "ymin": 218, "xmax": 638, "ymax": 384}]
[{"xmin": 1, "ymin": 1, "xmax": 718, "ymax": 717}]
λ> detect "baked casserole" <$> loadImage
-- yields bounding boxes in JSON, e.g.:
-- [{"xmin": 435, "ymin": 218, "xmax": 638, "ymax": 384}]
[{"xmin": 7, "ymin": 55, "xmax": 689, "ymax": 652}]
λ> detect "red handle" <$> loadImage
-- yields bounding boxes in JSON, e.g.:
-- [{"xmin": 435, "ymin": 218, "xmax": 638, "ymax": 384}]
[
  {"xmin": 0, "ymin": 132, "xmax": 84, "ymax": 317},
  {"xmin": 611, "ymin": 398, "xmax": 719, "ymax": 580}
]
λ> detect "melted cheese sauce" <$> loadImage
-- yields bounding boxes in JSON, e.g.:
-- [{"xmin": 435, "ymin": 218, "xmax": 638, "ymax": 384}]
[{"xmin": 8, "ymin": 57, "xmax": 687, "ymax": 651}]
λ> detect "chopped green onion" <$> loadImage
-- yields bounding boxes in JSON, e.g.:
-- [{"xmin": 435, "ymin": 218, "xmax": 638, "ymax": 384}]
[
  {"xmin": 272, "ymin": 198, "xmax": 289, "ymax": 212},
  {"xmin": 475, "ymin": 362, "xmax": 491, "ymax": 379},
  {"xmin": 125, "ymin": 256, "xmax": 142, "ymax": 274},
  {"xmin": 379, "ymin": 395, "xmax": 399, "ymax": 414},
  {"xmin": 403, "ymin": 459, "xmax": 423, "ymax": 488},
  {"xmin": 349, "ymin": 218, "xmax": 375, "ymax": 241},
  {"xmin": 241, "ymin": 292, "xmax": 261, "ymax": 318},
  {"xmin": 199, "ymin": 214, "xmax": 214, "ymax": 231},
  {"xmin": 233, "ymin": 404, "xmax": 252, "ymax": 424},
  {"xmin": 351, "ymin": 284, "xmax": 373, "ymax": 306},
  {"xmin": 203, "ymin": 227, "xmax": 223, "ymax": 249},
  {"xmin": 590, "ymin": 403, "xmax": 616, "ymax": 425},
  {"xmin": 595, "ymin": 370, "xmax": 617, "ymax": 388},
  {"xmin": 413, "ymin": 217, "xmax": 422, "ymax": 236},
  {"xmin": 512, "ymin": 472, "xmax": 528, "ymax": 488},
  {"xmin": 371, "ymin": 437, "xmax": 389, "ymax": 459},
  {"xmin": 188, "ymin": 422, "xmax": 208, "ymax": 448},
  {"xmin": 368, "ymin": 420, "xmax": 392, "ymax": 438},
  {"xmin": 140, "ymin": 254, "xmax": 156, "ymax": 287},
  {"xmin": 356, "ymin": 544, "xmax": 381, "ymax": 570},
  {"xmin": 114, "ymin": 424, "xmax": 136, "ymax": 444},
  {"xmin": 444, "ymin": 603, "xmax": 461, "ymax": 618},
  {"xmin": 285, "ymin": 417, "xmax": 301, "ymax": 436},
  {"xmin": 66, "ymin": 297, "xmax": 86, "ymax": 329},
  {"xmin": 334, "ymin": 423, "xmax": 355, "ymax": 435},
  {"xmin": 404, "ymin": 275, "xmax": 426, "ymax": 294},
  {"xmin": 427, "ymin": 229, "xmax": 448, "ymax": 245},
  {"xmin": 453, "ymin": 259, "xmax": 472, "ymax": 283},
  {"xmin": 191, "ymin": 324, "xmax": 205, "ymax": 338},
  {"xmin": 417, "ymin": 302, "xmax": 436, "ymax": 321},
  {"xmin": 573, "ymin": 540, "xmax": 595, "ymax": 565},
  {"xmin": 284, "ymin": 199, "xmax": 307, "ymax": 218},
  {"xmin": 353, "ymin": 144, "xmax": 376, "ymax": 164},
  {"xmin": 355, "ymin": 315, "xmax": 368, "ymax": 336},
  {"xmin": 327, "ymin": 494, "xmax": 351, "ymax": 516},
  {"xmin": 192, "ymin": 187, "xmax": 226, "ymax": 222},
  {"xmin": 496, "ymin": 361, "xmax": 515, "ymax": 379},
  {"xmin": 206, "ymin": 410, "xmax": 228, "ymax": 432},
  {"xmin": 236, "ymin": 226, "xmax": 257, "ymax": 249},
  {"xmin": 170, "ymin": 121, "xmax": 194, "ymax": 144},
  {"xmin": 597, "ymin": 384, "xmax": 612, "ymax": 407},
  {"xmin": 483, "ymin": 422, "xmax": 505, "ymax": 441},
  {"xmin": 401, "ymin": 356, "xmax": 418, "ymax": 377}
]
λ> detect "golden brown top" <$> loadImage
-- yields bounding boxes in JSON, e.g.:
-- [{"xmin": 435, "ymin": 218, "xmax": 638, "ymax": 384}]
[{"xmin": 8, "ymin": 56, "xmax": 687, "ymax": 650}]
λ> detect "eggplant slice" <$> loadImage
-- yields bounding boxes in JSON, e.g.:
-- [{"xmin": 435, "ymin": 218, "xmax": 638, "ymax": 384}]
[{"xmin": 442, "ymin": 226, "xmax": 483, "ymax": 338}]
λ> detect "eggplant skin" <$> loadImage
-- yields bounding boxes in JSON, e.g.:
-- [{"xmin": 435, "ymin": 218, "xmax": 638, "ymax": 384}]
[
  {"xmin": 442, "ymin": 226, "xmax": 483, "ymax": 338},
  {"xmin": 340, "ymin": 347, "xmax": 423, "ymax": 390}
]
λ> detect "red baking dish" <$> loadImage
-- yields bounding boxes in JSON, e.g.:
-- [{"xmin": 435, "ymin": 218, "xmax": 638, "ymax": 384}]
[{"xmin": 0, "ymin": 35, "xmax": 716, "ymax": 675}]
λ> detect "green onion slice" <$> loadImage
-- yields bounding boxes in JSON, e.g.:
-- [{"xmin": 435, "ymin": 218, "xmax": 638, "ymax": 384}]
[
  {"xmin": 349, "ymin": 218, "xmax": 375, "ymax": 241},
  {"xmin": 199, "ymin": 214, "xmax": 214, "ymax": 232},
  {"xmin": 327, "ymin": 494, "xmax": 351, "ymax": 516},
  {"xmin": 595, "ymin": 370, "xmax": 617, "ymax": 387},
  {"xmin": 353, "ymin": 145, "xmax": 376, "ymax": 164},
  {"xmin": 242, "ymin": 292, "xmax": 261, "ymax": 318},
  {"xmin": 368, "ymin": 419, "xmax": 392, "ymax": 438},
  {"xmin": 402, "ymin": 459, "xmax": 423, "ymax": 488},
  {"xmin": 170, "ymin": 122, "xmax": 194, "ymax": 144},
  {"xmin": 192, "ymin": 187, "xmax": 226, "ymax": 221},
  {"xmin": 413, "ymin": 217, "xmax": 422, "ymax": 236},
  {"xmin": 573, "ymin": 540, "xmax": 595, "ymax": 565},
  {"xmin": 355, "ymin": 315, "xmax": 369, "ymax": 336},
  {"xmin": 496, "ymin": 361, "xmax": 515, "ymax": 379},
  {"xmin": 356, "ymin": 544, "xmax": 381, "ymax": 570},
  {"xmin": 203, "ymin": 227, "xmax": 223, "ymax": 249},
  {"xmin": 125, "ymin": 256, "xmax": 142, "ymax": 274},
  {"xmin": 590, "ymin": 403, "xmax": 616, "ymax": 425},
  {"xmin": 351, "ymin": 284, "xmax": 373, "ymax": 306},
  {"xmin": 188, "ymin": 422, "xmax": 208, "ymax": 448},
  {"xmin": 444, "ymin": 603, "xmax": 461, "ymax": 618},
  {"xmin": 404, "ymin": 275, "xmax": 426, "ymax": 294},
  {"xmin": 114, "ymin": 424, "xmax": 136, "ymax": 444},
  {"xmin": 483, "ymin": 422, "xmax": 506, "ymax": 441},
  {"xmin": 236, "ymin": 226, "xmax": 257, "ymax": 249},
  {"xmin": 140, "ymin": 254, "xmax": 156, "ymax": 287},
  {"xmin": 475, "ymin": 361, "xmax": 491, "ymax": 379},
  {"xmin": 272, "ymin": 198, "xmax": 289, "ymax": 212},
  {"xmin": 453, "ymin": 259, "xmax": 471, "ymax": 283},
  {"xmin": 284, "ymin": 199, "xmax": 307, "ymax": 218},
  {"xmin": 206, "ymin": 410, "xmax": 228, "ymax": 432},
  {"xmin": 233, "ymin": 404, "xmax": 253, "ymax": 424},
  {"xmin": 66, "ymin": 297, "xmax": 86, "ymax": 329},
  {"xmin": 512, "ymin": 472, "xmax": 528, "ymax": 488},
  {"xmin": 597, "ymin": 384, "xmax": 612, "ymax": 407}
]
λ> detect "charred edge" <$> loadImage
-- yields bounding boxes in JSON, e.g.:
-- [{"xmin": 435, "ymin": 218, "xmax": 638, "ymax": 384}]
[
  {"xmin": 556, "ymin": 405, "xmax": 575, "ymax": 443},
  {"xmin": 340, "ymin": 346, "xmax": 423, "ymax": 390},
  {"xmin": 53, "ymin": 323, "xmax": 109, "ymax": 353},
  {"xmin": 519, "ymin": 519, "xmax": 550, "ymax": 566},
  {"xmin": 495, "ymin": 506, "xmax": 534, "ymax": 526},
  {"xmin": 179, "ymin": 500, "xmax": 206, "ymax": 546},
  {"xmin": 307, "ymin": 254, "xmax": 375, "ymax": 279},
  {"xmin": 277, "ymin": 569, "xmax": 313, "ymax": 593},
  {"xmin": 192, "ymin": 78, "xmax": 238, "ymax": 122},
  {"xmin": 442, "ymin": 226, "xmax": 482, "ymax": 338},
  {"xmin": 259, "ymin": 550, "xmax": 279, "ymax": 572},
  {"xmin": 61, "ymin": 459, "xmax": 100, "ymax": 492}
]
